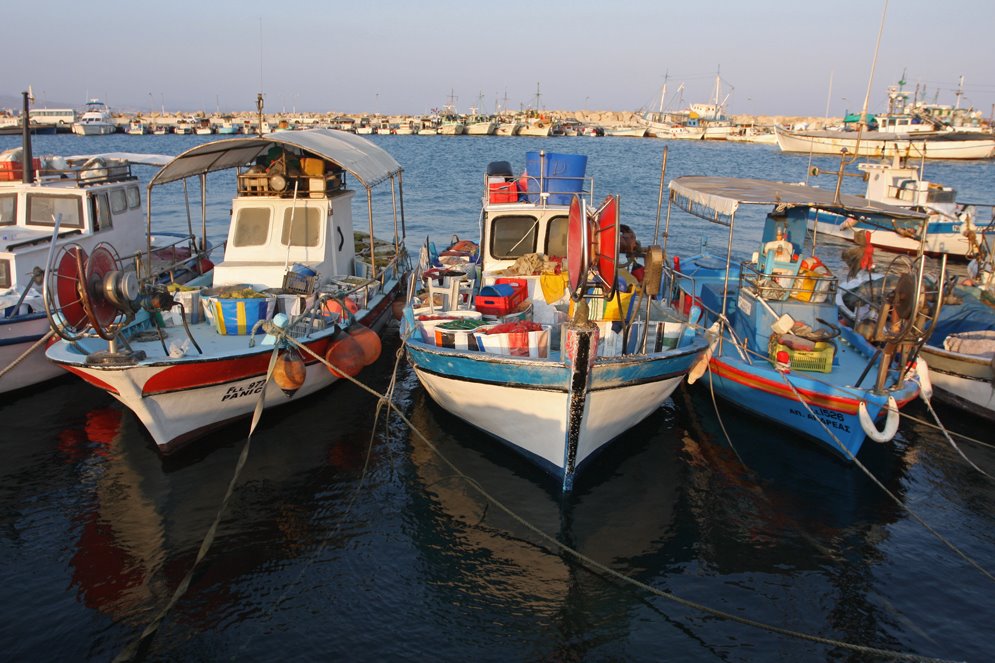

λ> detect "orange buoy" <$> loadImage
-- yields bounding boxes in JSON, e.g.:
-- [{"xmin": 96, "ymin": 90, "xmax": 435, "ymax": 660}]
[
  {"xmin": 273, "ymin": 348, "xmax": 306, "ymax": 396},
  {"xmin": 323, "ymin": 296, "xmax": 359, "ymax": 320},
  {"xmin": 324, "ymin": 334, "xmax": 365, "ymax": 378},
  {"xmin": 348, "ymin": 323, "xmax": 382, "ymax": 366}
]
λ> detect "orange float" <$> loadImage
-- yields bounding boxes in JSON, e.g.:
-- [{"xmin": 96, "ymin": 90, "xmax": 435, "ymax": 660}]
[
  {"xmin": 273, "ymin": 348, "xmax": 306, "ymax": 395},
  {"xmin": 324, "ymin": 334, "xmax": 365, "ymax": 378},
  {"xmin": 323, "ymin": 296, "xmax": 359, "ymax": 319},
  {"xmin": 348, "ymin": 324, "xmax": 382, "ymax": 365}
]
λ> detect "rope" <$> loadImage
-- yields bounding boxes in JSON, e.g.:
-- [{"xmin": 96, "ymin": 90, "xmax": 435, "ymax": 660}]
[
  {"xmin": 705, "ymin": 360, "xmax": 745, "ymax": 467},
  {"xmin": 113, "ymin": 346, "xmax": 282, "ymax": 662},
  {"xmin": 920, "ymin": 395, "xmax": 994, "ymax": 480},
  {"xmin": 897, "ymin": 410, "xmax": 995, "ymax": 450},
  {"xmin": 776, "ymin": 371, "xmax": 995, "ymax": 584},
  {"xmin": 284, "ymin": 335, "xmax": 941, "ymax": 660},
  {"xmin": 0, "ymin": 329, "xmax": 54, "ymax": 381}
]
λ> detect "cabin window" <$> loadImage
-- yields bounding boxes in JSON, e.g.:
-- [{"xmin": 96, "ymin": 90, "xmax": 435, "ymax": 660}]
[
  {"xmin": 0, "ymin": 259, "xmax": 10, "ymax": 289},
  {"xmin": 0, "ymin": 194, "xmax": 15, "ymax": 226},
  {"xmin": 280, "ymin": 206, "xmax": 322, "ymax": 247},
  {"xmin": 26, "ymin": 195, "xmax": 83, "ymax": 228},
  {"xmin": 126, "ymin": 185, "xmax": 141, "ymax": 209},
  {"xmin": 490, "ymin": 215, "xmax": 539, "ymax": 259},
  {"xmin": 91, "ymin": 193, "xmax": 112, "ymax": 231},
  {"xmin": 109, "ymin": 188, "xmax": 128, "ymax": 214},
  {"xmin": 232, "ymin": 207, "xmax": 271, "ymax": 247},
  {"xmin": 544, "ymin": 215, "xmax": 569, "ymax": 260}
]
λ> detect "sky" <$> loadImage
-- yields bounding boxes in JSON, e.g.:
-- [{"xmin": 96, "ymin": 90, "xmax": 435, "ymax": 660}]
[{"xmin": 5, "ymin": 0, "xmax": 994, "ymax": 118}]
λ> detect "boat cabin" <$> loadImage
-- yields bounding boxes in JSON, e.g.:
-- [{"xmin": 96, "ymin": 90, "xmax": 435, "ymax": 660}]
[
  {"xmin": 211, "ymin": 146, "xmax": 355, "ymax": 290},
  {"xmin": 0, "ymin": 152, "xmax": 147, "ymax": 292}
]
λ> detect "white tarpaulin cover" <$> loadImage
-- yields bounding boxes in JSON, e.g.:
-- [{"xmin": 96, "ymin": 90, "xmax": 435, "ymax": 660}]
[
  {"xmin": 148, "ymin": 129, "xmax": 402, "ymax": 189},
  {"xmin": 669, "ymin": 176, "xmax": 928, "ymax": 220}
]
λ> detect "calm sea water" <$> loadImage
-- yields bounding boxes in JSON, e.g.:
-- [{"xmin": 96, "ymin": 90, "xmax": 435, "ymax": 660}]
[{"xmin": 1, "ymin": 132, "xmax": 993, "ymax": 661}]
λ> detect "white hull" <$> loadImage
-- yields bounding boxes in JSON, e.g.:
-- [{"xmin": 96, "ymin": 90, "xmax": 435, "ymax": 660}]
[
  {"xmin": 438, "ymin": 123, "xmax": 465, "ymax": 135},
  {"xmin": 646, "ymin": 123, "xmax": 705, "ymax": 140},
  {"xmin": 413, "ymin": 366, "xmax": 684, "ymax": 472},
  {"xmin": 72, "ymin": 122, "xmax": 116, "ymax": 136},
  {"xmin": 808, "ymin": 215, "xmax": 973, "ymax": 257},
  {"xmin": 394, "ymin": 127, "xmax": 415, "ymax": 135},
  {"xmin": 0, "ymin": 315, "xmax": 63, "ymax": 393},
  {"xmin": 518, "ymin": 124, "xmax": 552, "ymax": 137},
  {"xmin": 775, "ymin": 126, "xmax": 995, "ymax": 160},
  {"xmin": 495, "ymin": 122, "xmax": 521, "ymax": 136},
  {"xmin": 605, "ymin": 127, "xmax": 647, "ymax": 138},
  {"xmin": 920, "ymin": 345, "xmax": 995, "ymax": 419},
  {"xmin": 465, "ymin": 122, "xmax": 496, "ymax": 135}
]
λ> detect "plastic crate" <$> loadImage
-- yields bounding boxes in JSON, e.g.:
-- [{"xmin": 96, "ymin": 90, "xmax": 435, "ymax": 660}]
[
  {"xmin": 475, "ymin": 281, "xmax": 526, "ymax": 316},
  {"xmin": 282, "ymin": 270, "xmax": 318, "ymax": 295},
  {"xmin": 768, "ymin": 336, "xmax": 835, "ymax": 373}
]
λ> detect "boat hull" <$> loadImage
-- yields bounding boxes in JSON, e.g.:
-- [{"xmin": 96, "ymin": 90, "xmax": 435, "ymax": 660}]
[
  {"xmin": 406, "ymin": 337, "xmax": 702, "ymax": 489},
  {"xmin": 0, "ymin": 313, "xmax": 64, "ymax": 393},
  {"xmin": 72, "ymin": 123, "xmax": 116, "ymax": 136},
  {"xmin": 705, "ymin": 353, "xmax": 916, "ymax": 459},
  {"xmin": 920, "ymin": 345, "xmax": 995, "ymax": 419},
  {"xmin": 808, "ymin": 208, "xmax": 972, "ymax": 257},
  {"xmin": 775, "ymin": 126, "xmax": 995, "ymax": 160}
]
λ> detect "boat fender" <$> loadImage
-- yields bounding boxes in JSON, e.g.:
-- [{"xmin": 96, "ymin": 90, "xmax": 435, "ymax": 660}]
[
  {"xmin": 858, "ymin": 396, "xmax": 899, "ymax": 443},
  {"xmin": 687, "ymin": 321, "xmax": 719, "ymax": 385},
  {"xmin": 913, "ymin": 357, "xmax": 933, "ymax": 401}
]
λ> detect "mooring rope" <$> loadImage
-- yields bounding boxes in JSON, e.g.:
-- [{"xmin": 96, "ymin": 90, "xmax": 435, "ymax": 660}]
[
  {"xmin": 920, "ymin": 394, "xmax": 994, "ymax": 480},
  {"xmin": 113, "ymin": 346, "xmax": 282, "ymax": 663},
  {"xmin": 0, "ymin": 329, "xmax": 54, "ymax": 382},
  {"xmin": 281, "ymin": 336, "xmax": 943, "ymax": 661},
  {"xmin": 777, "ymin": 371, "xmax": 995, "ymax": 584},
  {"xmin": 897, "ymin": 409, "xmax": 994, "ymax": 450}
]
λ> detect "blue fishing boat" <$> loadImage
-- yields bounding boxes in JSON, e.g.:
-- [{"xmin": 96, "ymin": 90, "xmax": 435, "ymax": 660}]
[
  {"xmin": 402, "ymin": 153, "xmax": 709, "ymax": 491},
  {"xmin": 664, "ymin": 176, "xmax": 935, "ymax": 460}
]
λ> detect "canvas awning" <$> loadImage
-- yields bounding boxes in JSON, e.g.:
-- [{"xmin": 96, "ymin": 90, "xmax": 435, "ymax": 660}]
[
  {"xmin": 669, "ymin": 176, "xmax": 928, "ymax": 221},
  {"xmin": 148, "ymin": 129, "xmax": 402, "ymax": 190}
]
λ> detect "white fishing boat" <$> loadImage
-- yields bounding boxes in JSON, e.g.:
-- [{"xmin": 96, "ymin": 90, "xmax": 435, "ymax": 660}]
[
  {"xmin": 774, "ymin": 125, "xmax": 995, "ymax": 160},
  {"xmin": 0, "ymin": 139, "xmax": 173, "ymax": 394},
  {"xmin": 402, "ymin": 152, "xmax": 708, "ymax": 490},
  {"xmin": 173, "ymin": 118, "xmax": 195, "ymax": 135},
  {"xmin": 807, "ymin": 155, "xmax": 993, "ymax": 258},
  {"xmin": 495, "ymin": 118, "xmax": 523, "ymax": 136},
  {"xmin": 126, "ymin": 118, "xmax": 148, "ymax": 135},
  {"xmin": 465, "ymin": 115, "xmax": 497, "ymax": 135},
  {"xmin": 194, "ymin": 118, "xmax": 214, "ymax": 135},
  {"xmin": 604, "ymin": 126, "xmax": 647, "ymax": 138},
  {"xmin": 72, "ymin": 100, "xmax": 116, "ymax": 136},
  {"xmin": 45, "ymin": 130, "xmax": 411, "ymax": 453},
  {"xmin": 216, "ymin": 116, "xmax": 240, "ymax": 135}
]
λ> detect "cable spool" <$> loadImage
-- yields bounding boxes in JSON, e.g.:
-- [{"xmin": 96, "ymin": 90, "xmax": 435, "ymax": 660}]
[{"xmin": 44, "ymin": 243, "xmax": 90, "ymax": 340}]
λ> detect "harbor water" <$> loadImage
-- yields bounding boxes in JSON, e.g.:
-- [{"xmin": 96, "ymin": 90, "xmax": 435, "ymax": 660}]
[{"xmin": 1, "ymin": 132, "xmax": 993, "ymax": 660}]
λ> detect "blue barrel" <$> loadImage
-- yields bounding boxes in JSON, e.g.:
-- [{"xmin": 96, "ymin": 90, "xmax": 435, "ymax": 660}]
[{"xmin": 525, "ymin": 152, "xmax": 587, "ymax": 205}]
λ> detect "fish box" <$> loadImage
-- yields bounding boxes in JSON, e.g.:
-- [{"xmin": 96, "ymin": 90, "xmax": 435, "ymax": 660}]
[
  {"xmin": 475, "ymin": 281, "xmax": 526, "ymax": 316},
  {"xmin": 488, "ymin": 178, "xmax": 519, "ymax": 203},
  {"xmin": 0, "ymin": 158, "xmax": 40, "ymax": 181},
  {"xmin": 768, "ymin": 336, "xmax": 835, "ymax": 373}
]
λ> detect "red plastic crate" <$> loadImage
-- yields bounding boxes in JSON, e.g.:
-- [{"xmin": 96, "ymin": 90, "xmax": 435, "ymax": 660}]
[
  {"xmin": 0, "ymin": 158, "xmax": 40, "ymax": 181},
  {"xmin": 475, "ymin": 281, "xmax": 526, "ymax": 316},
  {"xmin": 488, "ymin": 179, "xmax": 519, "ymax": 203}
]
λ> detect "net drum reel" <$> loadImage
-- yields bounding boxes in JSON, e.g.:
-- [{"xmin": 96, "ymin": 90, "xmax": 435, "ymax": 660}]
[{"xmin": 566, "ymin": 194, "xmax": 620, "ymax": 304}]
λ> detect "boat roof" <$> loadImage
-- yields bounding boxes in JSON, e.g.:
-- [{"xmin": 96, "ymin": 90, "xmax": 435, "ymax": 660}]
[
  {"xmin": 63, "ymin": 152, "xmax": 173, "ymax": 167},
  {"xmin": 148, "ymin": 129, "xmax": 402, "ymax": 190},
  {"xmin": 669, "ymin": 176, "xmax": 928, "ymax": 221}
]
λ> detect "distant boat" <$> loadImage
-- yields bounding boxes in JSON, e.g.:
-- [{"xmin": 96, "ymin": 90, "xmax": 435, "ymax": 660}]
[
  {"xmin": 605, "ymin": 126, "xmax": 647, "ymax": 138},
  {"xmin": 173, "ymin": 118, "xmax": 195, "ymax": 135},
  {"xmin": 774, "ymin": 125, "xmax": 995, "ymax": 160},
  {"xmin": 126, "ymin": 118, "xmax": 148, "ymax": 135},
  {"xmin": 72, "ymin": 99, "xmax": 116, "ymax": 136},
  {"xmin": 215, "ymin": 116, "xmax": 239, "ymax": 135},
  {"xmin": 194, "ymin": 118, "xmax": 214, "ymax": 135}
]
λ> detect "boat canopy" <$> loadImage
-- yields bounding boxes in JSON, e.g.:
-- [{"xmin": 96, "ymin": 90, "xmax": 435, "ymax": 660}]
[
  {"xmin": 62, "ymin": 153, "xmax": 174, "ymax": 168},
  {"xmin": 148, "ymin": 129, "xmax": 402, "ymax": 190},
  {"xmin": 669, "ymin": 176, "xmax": 928, "ymax": 222}
]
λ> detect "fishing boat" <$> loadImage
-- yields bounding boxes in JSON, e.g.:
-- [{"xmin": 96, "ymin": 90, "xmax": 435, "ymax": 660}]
[
  {"xmin": 402, "ymin": 152, "xmax": 709, "ymax": 490},
  {"xmin": 664, "ymin": 176, "xmax": 936, "ymax": 459},
  {"xmin": 774, "ymin": 125, "xmax": 995, "ymax": 160},
  {"xmin": 838, "ymin": 250, "xmax": 995, "ymax": 420},
  {"xmin": 126, "ymin": 118, "xmax": 148, "ymax": 135},
  {"xmin": 44, "ymin": 130, "xmax": 410, "ymax": 453},
  {"xmin": 0, "ymin": 135, "xmax": 173, "ymax": 393},
  {"xmin": 604, "ymin": 126, "xmax": 647, "ymax": 138},
  {"xmin": 806, "ymin": 155, "xmax": 993, "ymax": 259}
]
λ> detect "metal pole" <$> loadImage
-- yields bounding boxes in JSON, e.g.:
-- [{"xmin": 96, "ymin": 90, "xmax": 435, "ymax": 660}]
[
  {"xmin": 21, "ymin": 91, "xmax": 33, "ymax": 185},
  {"xmin": 200, "ymin": 172, "xmax": 208, "ymax": 254},
  {"xmin": 367, "ymin": 188, "xmax": 377, "ymax": 279},
  {"xmin": 652, "ymin": 147, "xmax": 668, "ymax": 245}
]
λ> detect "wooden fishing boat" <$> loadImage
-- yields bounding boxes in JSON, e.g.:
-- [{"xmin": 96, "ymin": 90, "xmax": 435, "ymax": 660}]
[
  {"xmin": 402, "ymin": 152, "xmax": 708, "ymax": 491},
  {"xmin": 664, "ymin": 176, "xmax": 937, "ymax": 459},
  {"xmin": 0, "ymin": 129, "xmax": 177, "ymax": 393},
  {"xmin": 44, "ymin": 130, "xmax": 410, "ymax": 453}
]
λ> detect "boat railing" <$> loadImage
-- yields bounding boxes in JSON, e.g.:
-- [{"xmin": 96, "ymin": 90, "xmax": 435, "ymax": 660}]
[
  {"xmin": 483, "ymin": 173, "xmax": 594, "ymax": 207},
  {"xmin": 739, "ymin": 261, "xmax": 838, "ymax": 303},
  {"xmin": 35, "ymin": 160, "xmax": 135, "ymax": 186}
]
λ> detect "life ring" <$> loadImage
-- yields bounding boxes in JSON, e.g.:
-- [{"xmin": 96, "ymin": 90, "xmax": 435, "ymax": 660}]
[
  {"xmin": 537, "ymin": 122, "xmax": 545, "ymax": 128},
  {"xmin": 858, "ymin": 396, "xmax": 899, "ymax": 443}
]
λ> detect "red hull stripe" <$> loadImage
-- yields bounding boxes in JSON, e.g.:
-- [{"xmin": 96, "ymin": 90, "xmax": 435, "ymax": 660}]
[
  {"xmin": 710, "ymin": 357, "xmax": 861, "ymax": 414},
  {"xmin": 142, "ymin": 336, "xmax": 334, "ymax": 396},
  {"xmin": 63, "ymin": 365, "xmax": 120, "ymax": 395}
]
